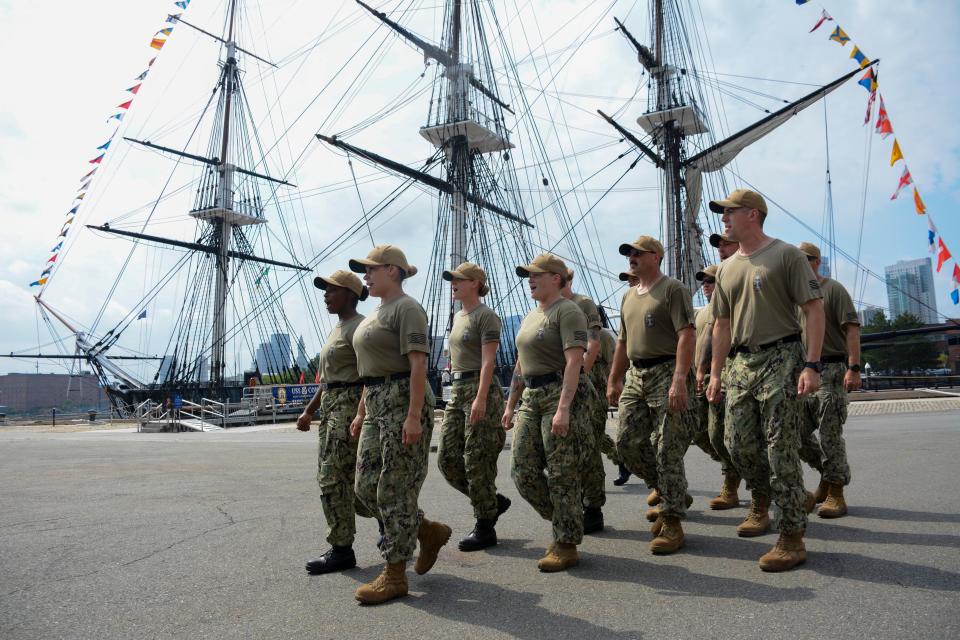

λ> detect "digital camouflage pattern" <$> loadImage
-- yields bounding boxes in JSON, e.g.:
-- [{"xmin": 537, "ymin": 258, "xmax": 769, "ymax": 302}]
[
  {"xmin": 582, "ymin": 362, "xmax": 610, "ymax": 508},
  {"xmin": 437, "ymin": 379, "xmax": 507, "ymax": 518},
  {"xmin": 798, "ymin": 361, "xmax": 851, "ymax": 485},
  {"xmin": 723, "ymin": 341, "xmax": 808, "ymax": 534},
  {"xmin": 354, "ymin": 378, "xmax": 436, "ymax": 563},
  {"xmin": 704, "ymin": 371, "xmax": 736, "ymax": 478},
  {"xmin": 616, "ymin": 360, "xmax": 693, "ymax": 519},
  {"xmin": 510, "ymin": 380, "xmax": 592, "ymax": 544},
  {"xmin": 317, "ymin": 386, "xmax": 367, "ymax": 546}
]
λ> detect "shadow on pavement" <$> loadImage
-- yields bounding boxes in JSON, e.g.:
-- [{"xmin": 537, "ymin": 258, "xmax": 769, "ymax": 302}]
[
  {"xmin": 575, "ymin": 550, "xmax": 815, "ymax": 604},
  {"xmin": 404, "ymin": 574, "xmax": 642, "ymax": 640},
  {"xmin": 844, "ymin": 505, "xmax": 960, "ymax": 524},
  {"xmin": 805, "ymin": 521, "xmax": 960, "ymax": 548},
  {"xmin": 694, "ymin": 534, "xmax": 960, "ymax": 592}
]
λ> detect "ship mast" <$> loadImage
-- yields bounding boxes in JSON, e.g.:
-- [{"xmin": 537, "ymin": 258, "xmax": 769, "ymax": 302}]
[
  {"xmin": 604, "ymin": 0, "xmax": 877, "ymax": 289},
  {"xmin": 209, "ymin": 0, "xmax": 239, "ymax": 391}
]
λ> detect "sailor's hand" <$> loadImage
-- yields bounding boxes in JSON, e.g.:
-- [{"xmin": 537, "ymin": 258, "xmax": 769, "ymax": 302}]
[
  {"xmin": 501, "ymin": 408, "xmax": 515, "ymax": 432},
  {"xmin": 668, "ymin": 375, "xmax": 688, "ymax": 413},
  {"xmin": 607, "ymin": 380, "xmax": 623, "ymax": 407},
  {"xmin": 695, "ymin": 370, "xmax": 705, "ymax": 395},
  {"xmin": 844, "ymin": 369, "xmax": 862, "ymax": 392},
  {"xmin": 706, "ymin": 377, "xmax": 723, "ymax": 404},
  {"xmin": 469, "ymin": 395, "xmax": 487, "ymax": 426},
  {"xmin": 551, "ymin": 407, "xmax": 570, "ymax": 437},
  {"xmin": 349, "ymin": 414, "xmax": 364, "ymax": 439},
  {"xmin": 296, "ymin": 412, "xmax": 313, "ymax": 431},
  {"xmin": 402, "ymin": 414, "xmax": 422, "ymax": 446},
  {"xmin": 798, "ymin": 369, "xmax": 821, "ymax": 396}
]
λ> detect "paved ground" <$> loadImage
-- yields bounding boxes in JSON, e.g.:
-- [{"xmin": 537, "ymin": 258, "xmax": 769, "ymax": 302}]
[{"xmin": 1, "ymin": 410, "xmax": 958, "ymax": 640}]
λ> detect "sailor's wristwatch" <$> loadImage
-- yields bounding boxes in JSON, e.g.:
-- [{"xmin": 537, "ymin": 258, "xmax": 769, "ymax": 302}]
[{"xmin": 804, "ymin": 361, "xmax": 823, "ymax": 374}]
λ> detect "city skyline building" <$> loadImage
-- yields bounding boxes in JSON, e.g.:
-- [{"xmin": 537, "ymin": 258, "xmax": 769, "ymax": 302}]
[{"xmin": 884, "ymin": 258, "xmax": 938, "ymax": 325}]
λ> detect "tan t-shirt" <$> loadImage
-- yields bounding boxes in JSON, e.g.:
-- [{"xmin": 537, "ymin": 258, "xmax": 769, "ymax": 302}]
[
  {"xmin": 319, "ymin": 314, "xmax": 364, "ymax": 383},
  {"xmin": 800, "ymin": 277, "xmax": 858, "ymax": 358},
  {"xmin": 449, "ymin": 304, "xmax": 502, "ymax": 372},
  {"xmin": 618, "ymin": 276, "xmax": 695, "ymax": 360},
  {"xmin": 515, "ymin": 298, "xmax": 588, "ymax": 376},
  {"xmin": 353, "ymin": 294, "xmax": 430, "ymax": 377},
  {"xmin": 713, "ymin": 239, "xmax": 823, "ymax": 348},
  {"xmin": 570, "ymin": 293, "xmax": 603, "ymax": 331},
  {"xmin": 694, "ymin": 303, "xmax": 714, "ymax": 368},
  {"xmin": 599, "ymin": 329, "xmax": 616, "ymax": 365}
]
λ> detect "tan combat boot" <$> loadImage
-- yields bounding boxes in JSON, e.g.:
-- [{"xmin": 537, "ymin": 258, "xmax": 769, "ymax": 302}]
[
  {"xmin": 818, "ymin": 483, "xmax": 848, "ymax": 518},
  {"xmin": 650, "ymin": 514, "xmax": 664, "ymax": 537},
  {"xmin": 355, "ymin": 562, "xmax": 408, "ymax": 605},
  {"xmin": 650, "ymin": 516, "xmax": 685, "ymax": 554},
  {"xmin": 813, "ymin": 478, "xmax": 829, "ymax": 504},
  {"xmin": 708, "ymin": 473, "xmax": 741, "ymax": 510},
  {"xmin": 758, "ymin": 531, "xmax": 807, "ymax": 572},
  {"xmin": 645, "ymin": 493, "xmax": 693, "ymax": 522},
  {"xmin": 803, "ymin": 490, "xmax": 817, "ymax": 514},
  {"xmin": 414, "ymin": 517, "xmax": 452, "ymax": 575},
  {"xmin": 646, "ymin": 488, "xmax": 661, "ymax": 507},
  {"xmin": 736, "ymin": 492, "xmax": 771, "ymax": 537},
  {"xmin": 537, "ymin": 542, "xmax": 579, "ymax": 572}
]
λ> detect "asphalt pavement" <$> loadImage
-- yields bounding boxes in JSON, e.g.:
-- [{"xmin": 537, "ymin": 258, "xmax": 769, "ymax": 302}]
[{"xmin": 1, "ymin": 410, "xmax": 958, "ymax": 639}]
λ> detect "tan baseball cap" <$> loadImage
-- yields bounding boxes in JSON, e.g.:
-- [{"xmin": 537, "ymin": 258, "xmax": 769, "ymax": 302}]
[
  {"xmin": 442, "ymin": 261, "xmax": 490, "ymax": 296},
  {"xmin": 798, "ymin": 242, "xmax": 821, "ymax": 259},
  {"xmin": 516, "ymin": 253, "xmax": 569, "ymax": 278},
  {"xmin": 566, "ymin": 268, "xmax": 575, "ymax": 281},
  {"xmin": 708, "ymin": 188, "xmax": 768, "ymax": 215},
  {"xmin": 709, "ymin": 233, "xmax": 737, "ymax": 248},
  {"xmin": 618, "ymin": 235, "xmax": 664, "ymax": 257},
  {"xmin": 695, "ymin": 264, "xmax": 719, "ymax": 282},
  {"xmin": 348, "ymin": 244, "xmax": 418, "ymax": 277},
  {"xmin": 314, "ymin": 269, "xmax": 369, "ymax": 301}
]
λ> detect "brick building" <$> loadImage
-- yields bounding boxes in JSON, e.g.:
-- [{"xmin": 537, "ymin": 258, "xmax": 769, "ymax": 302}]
[{"xmin": 0, "ymin": 373, "xmax": 107, "ymax": 415}]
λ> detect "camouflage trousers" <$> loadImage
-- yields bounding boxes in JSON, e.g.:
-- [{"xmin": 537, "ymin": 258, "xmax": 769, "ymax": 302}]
[
  {"xmin": 724, "ymin": 342, "xmax": 807, "ymax": 534},
  {"xmin": 354, "ymin": 378, "xmax": 436, "ymax": 563},
  {"xmin": 616, "ymin": 360, "xmax": 692, "ymax": 519},
  {"xmin": 582, "ymin": 362, "xmax": 610, "ymax": 509},
  {"xmin": 510, "ymin": 378, "xmax": 592, "ymax": 544},
  {"xmin": 316, "ymin": 386, "xmax": 366, "ymax": 547},
  {"xmin": 798, "ymin": 362, "xmax": 851, "ymax": 486},
  {"xmin": 437, "ymin": 379, "xmax": 506, "ymax": 519},
  {"xmin": 695, "ymin": 372, "xmax": 735, "ymax": 478}
]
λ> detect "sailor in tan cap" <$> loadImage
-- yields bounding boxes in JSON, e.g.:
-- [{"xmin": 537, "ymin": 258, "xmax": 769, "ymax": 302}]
[
  {"xmin": 300, "ymin": 270, "xmax": 371, "ymax": 576},
  {"xmin": 346, "ymin": 245, "xmax": 451, "ymax": 605},
  {"xmin": 692, "ymin": 265, "xmax": 741, "ymax": 510},
  {"xmin": 561, "ymin": 267, "xmax": 612, "ymax": 534},
  {"xmin": 607, "ymin": 235, "xmax": 696, "ymax": 554},
  {"xmin": 709, "ymin": 232, "xmax": 740, "ymax": 261},
  {"xmin": 502, "ymin": 252, "xmax": 590, "ymax": 572},
  {"xmin": 436, "ymin": 262, "xmax": 511, "ymax": 552},
  {"xmin": 706, "ymin": 189, "xmax": 825, "ymax": 572},
  {"xmin": 795, "ymin": 241, "xmax": 860, "ymax": 519}
]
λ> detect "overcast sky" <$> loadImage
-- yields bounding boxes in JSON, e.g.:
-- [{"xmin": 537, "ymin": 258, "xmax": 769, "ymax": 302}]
[{"xmin": 1, "ymin": 0, "xmax": 958, "ymax": 377}]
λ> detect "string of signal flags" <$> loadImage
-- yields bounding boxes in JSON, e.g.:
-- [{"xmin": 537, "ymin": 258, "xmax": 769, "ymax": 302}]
[
  {"xmin": 796, "ymin": 0, "xmax": 959, "ymax": 305},
  {"xmin": 28, "ymin": 1, "xmax": 193, "ymax": 293}
]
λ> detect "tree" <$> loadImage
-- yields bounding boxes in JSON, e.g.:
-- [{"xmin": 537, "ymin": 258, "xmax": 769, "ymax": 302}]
[{"xmin": 862, "ymin": 312, "xmax": 939, "ymax": 373}]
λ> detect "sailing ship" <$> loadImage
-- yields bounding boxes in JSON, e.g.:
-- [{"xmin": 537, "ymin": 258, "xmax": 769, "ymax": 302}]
[{"xmin": 11, "ymin": 0, "xmax": 889, "ymax": 417}]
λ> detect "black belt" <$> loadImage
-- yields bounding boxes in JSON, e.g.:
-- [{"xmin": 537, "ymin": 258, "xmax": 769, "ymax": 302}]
[
  {"xmin": 822, "ymin": 355, "xmax": 847, "ymax": 364},
  {"xmin": 323, "ymin": 380, "xmax": 364, "ymax": 390},
  {"xmin": 523, "ymin": 372, "xmax": 562, "ymax": 389},
  {"xmin": 632, "ymin": 355, "xmax": 675, "ymax": 369},
  {"xmin": 731, "ymin": 333, "xmax": 801, "ymax": 356},
  {"xmin": 362, "ymin": 372, "xmax": 411, "ymax": 386},
  {"xmin": 451, "ymin": 370, "xmax": 480, "ymax": 382}
]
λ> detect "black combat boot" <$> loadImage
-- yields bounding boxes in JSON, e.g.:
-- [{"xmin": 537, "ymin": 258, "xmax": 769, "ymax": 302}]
[
  {"xmin": 583, "ymin": 506, "xmax": 605, "ymax": 534},
  {"xmin": 305, "ymin": 545, "xmax": 357, "ymax": 574},
  {"xmin": 458, "ymin": 518, "xmax": 498, "ymax": 551},
  {"xmin": 612, "ymin": 464, "xmax": 632, "ymax": 486}
]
